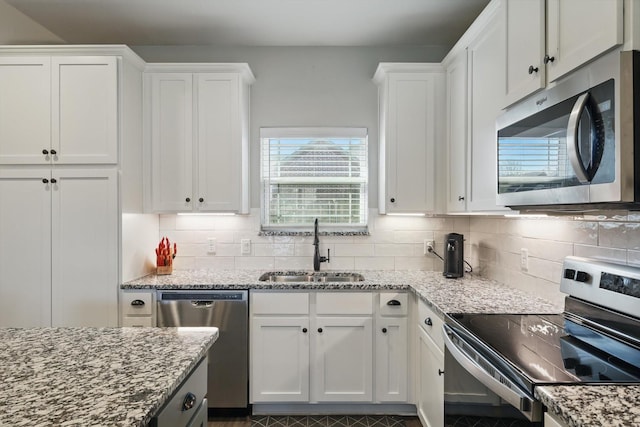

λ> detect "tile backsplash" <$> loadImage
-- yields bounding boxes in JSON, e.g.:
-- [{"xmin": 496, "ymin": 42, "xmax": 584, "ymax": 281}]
[
  {"xmin": 160, "ymin": 209, "xmax": 470, "ymax": 272},
  {"xmin": 158, "ymin": 209, "xmax": 640, "ymax": 307}
]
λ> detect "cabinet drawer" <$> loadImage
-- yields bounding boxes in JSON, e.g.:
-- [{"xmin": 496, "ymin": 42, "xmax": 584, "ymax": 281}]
[
  {"xmin": 379, "ymin": 292, "xmax": 408, "ymax": 316},
  {"xmin": 121, "ymin": 316, "xmax": 153, "ymax": 327},
  {"xmin": 251, "ymin": 291, "xmax": 309, "ymax": 315},
  {"xmin": 417, "ymin": 298, "xmax": 444, "ymax": 352},
  {"xmin": 316, "ymin": 292, "xmax": 373, "ymax": 315},
  {"xmin": 155, "ymin": 357, "xmax": 207, "ymax": 427},
  {"xmin": 121, "ymin": 292, "xmax": 153, "ymax": 316}
]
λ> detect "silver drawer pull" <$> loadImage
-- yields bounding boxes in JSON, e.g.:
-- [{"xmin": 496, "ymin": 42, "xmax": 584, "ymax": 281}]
[{"xmin": 182, "ymin": 392, "xmax": 196, "ymax": 411}]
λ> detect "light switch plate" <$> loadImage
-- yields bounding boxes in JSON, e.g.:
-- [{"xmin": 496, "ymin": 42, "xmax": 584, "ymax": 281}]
[
  {"xmin": 241, "ymin": 239, "xmax": 251, "ymax": 255},
  {"xmin": 520, "ymin": 248, "xmax": 529, "ymax": 271},
  {"xmin": 207, "ymin": 238, "xmax": 217, "ymax": 254}
]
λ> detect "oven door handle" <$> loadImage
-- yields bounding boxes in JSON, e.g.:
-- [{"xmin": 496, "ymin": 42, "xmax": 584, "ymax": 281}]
[{"xmin": 442, "ymin": 324, "xmax": 539, "ymax": 420}]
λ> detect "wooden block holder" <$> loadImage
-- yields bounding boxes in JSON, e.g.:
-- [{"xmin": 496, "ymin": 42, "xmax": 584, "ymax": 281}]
[{"xmin": 157, "ymin": 264, "xmax": 173, "ymax": 275}]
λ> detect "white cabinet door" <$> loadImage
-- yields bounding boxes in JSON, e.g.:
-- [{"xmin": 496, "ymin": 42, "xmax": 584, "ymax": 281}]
[
  {"xmin": 149, "ymin": 73, "xmax": 194, "ymax": 212},
  {"xmin": 313, "ymin": 316, "xmax": 373, "ymax": 402},
  {"xmin": 375, "ymin": 317, "xmax": 408, "ymax": 402},
  {"xmin": 546, "ymin": 0, "xmax": 622, "ymax": 82},
  {"xmin": 417, "ymin": 327, "xmax": 444, "ymax": 427},
  {"xmin": 383, "ymin": 71, "xmax": 442, "ymax": 213},
  {"xmin": 251, "ymin": 316, "xmax": 310, "ymax": 402},
  {"xmin": 0, "ymin": 57, "xmax": 51, "ymax": 165},
  {"xmin": 468, "ymin": 3, "xmax": 510, "ymax": 213},
  {"xmin": 51, "ymin": 168, "xmax": 118, "ymax": 327},
  {"xmin": 504, "ymin": 0, "xmax": 545, "ymax": 106},
  {"xmin": 0, "ymin": 170, "xmax": 51, "ymax": 327},
  {"xmin": 445, "ymin": 50, "xmax": 468, "ymax": 213},
  {"xmin": 52, "ymin": 56, "xmax": 118, "ymax": 164},
  {"xmin": 196, "ymin": 73, "xmax": 241, "ymax": 212}
]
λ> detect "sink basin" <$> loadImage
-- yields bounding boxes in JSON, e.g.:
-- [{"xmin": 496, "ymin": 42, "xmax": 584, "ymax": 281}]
[{"xmin": 259, "ymin": 272, "xmax": 365, "ymax": 282}]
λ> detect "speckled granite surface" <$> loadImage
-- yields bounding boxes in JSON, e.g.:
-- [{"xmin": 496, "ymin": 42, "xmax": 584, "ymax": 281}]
[
  {"xmin": 0, "ymin": 327, "xmax": 218, "ymax": 427},
  {"xmin": 122, "ymin": 270, "xmax": 638, "ymax": 426},
  {"xmin": 536, "ymin": 385, "xmax": 640, "ymax": 427},
  {"xmin": 122, "ymin": 269, "xmax": 562, "ymax": 315}
]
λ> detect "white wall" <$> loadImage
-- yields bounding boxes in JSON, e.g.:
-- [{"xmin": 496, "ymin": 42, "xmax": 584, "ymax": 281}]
[
  {"xmin": 0, "ymin": 0, "xmax": 63, "ymax": 44},
  {"xmin": 131, "ymin": 45, "xmax": 448, "ymax": 208}
]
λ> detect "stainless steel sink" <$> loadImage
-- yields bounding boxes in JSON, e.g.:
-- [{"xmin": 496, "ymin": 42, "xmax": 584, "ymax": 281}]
[{"xmin": 258, "ymin": 272, "xmax": 365, "ymax": 282}]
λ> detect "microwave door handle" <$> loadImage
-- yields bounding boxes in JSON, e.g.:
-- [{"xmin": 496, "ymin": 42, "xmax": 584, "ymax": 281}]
[{"xmin": 566, "ymin": 92, "xmax": 591, "ymax": 184}]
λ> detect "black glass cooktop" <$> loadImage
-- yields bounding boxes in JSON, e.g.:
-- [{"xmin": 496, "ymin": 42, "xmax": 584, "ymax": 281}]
[{"xmin": 446, "ymin": 312, "xmax": 640, "ymax": 390}]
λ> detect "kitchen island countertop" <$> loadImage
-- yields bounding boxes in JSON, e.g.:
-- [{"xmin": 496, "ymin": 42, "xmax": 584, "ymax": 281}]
[{"xmin": 0, "ymin": 327, "xmax": 218, "ymax": 426}]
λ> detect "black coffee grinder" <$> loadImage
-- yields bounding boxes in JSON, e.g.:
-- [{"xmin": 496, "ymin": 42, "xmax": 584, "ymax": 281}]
[{"xmin": 443, "ymin": 233, "xmax": 464, "ymax": 278}]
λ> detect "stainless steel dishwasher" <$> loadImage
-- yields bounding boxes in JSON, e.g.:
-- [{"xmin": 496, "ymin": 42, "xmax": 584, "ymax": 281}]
[{"xmin": 157, "ymin": 290, "xmax": 248, "ymax": 414}]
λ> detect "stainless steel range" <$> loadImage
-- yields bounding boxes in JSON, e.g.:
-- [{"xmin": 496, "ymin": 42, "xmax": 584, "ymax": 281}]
[{"xmin": 443, "ymin": 256, "xmax": 640, "ymax": 425}]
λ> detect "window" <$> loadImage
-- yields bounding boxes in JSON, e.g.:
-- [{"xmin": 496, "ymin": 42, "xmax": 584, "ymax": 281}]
[{"xmin": 260, "ymin": 127, "xmax": 368, "ymax": 231}]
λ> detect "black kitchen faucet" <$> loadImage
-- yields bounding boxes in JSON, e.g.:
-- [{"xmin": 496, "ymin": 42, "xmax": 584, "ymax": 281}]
[{"xmin": 313, "ymin": 218, "xmax": 330, "ymax": 271}]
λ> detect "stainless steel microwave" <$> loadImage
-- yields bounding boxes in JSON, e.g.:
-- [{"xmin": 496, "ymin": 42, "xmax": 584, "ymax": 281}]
[{"xmin": 496, "ymin": 49, "xmax": 639, "ymax": 209}]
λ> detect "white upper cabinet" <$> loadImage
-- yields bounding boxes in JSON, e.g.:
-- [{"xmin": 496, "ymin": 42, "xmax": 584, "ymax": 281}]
[
  {"xmin": 444, "ymin": 50, "xmax": 469, "ymax": 213},
  {"xmin": 504, "ymin": 0, "xmax": 622, "ymax": 106},
  {"xmin": 145, "ymin": 64, "xmax": 254, "ymax": 213},
  {"xmin": 0, "ymin": 57, "xmax": 51, "ymax": 164},
  {"xmin": 149, "ymin": 73, "xmax": 194, "ymax": 212},
  {"xmin": 504, "ymin": 0, "xmax": 546, "ymax": 106},
  {"xmin": 468, "ymin": 1, "xmax": 510, "ymax": 212},
  {"xmin": 374, "ymin": 64, "xmax": 445, "ymax": 214},
  {"xmin": 52, "ymin": 56, "xmax": 118, "ymax": 164},
  {"xmin": 546, "ymin": 0, "xmax": 622, "ymax": 82},
  {"xmin": 0, "ymin": 55, "xmax": 118, "ymax": 165}
]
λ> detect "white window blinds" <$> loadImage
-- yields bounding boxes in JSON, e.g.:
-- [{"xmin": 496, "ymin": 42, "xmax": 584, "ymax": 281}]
[{"xmin": 260, "ymin": 127, "xmax": 368, "ymax": 229}]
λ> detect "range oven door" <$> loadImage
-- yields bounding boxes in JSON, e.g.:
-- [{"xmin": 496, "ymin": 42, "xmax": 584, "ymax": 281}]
[{"xmin": 442, "ymin": 324, "xmax": 543, "ymax": 425}]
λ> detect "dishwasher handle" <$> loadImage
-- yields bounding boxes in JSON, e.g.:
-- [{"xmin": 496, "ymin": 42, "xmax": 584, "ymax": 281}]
[{"xmin": 191, "ymin": 300, "xmax": 214, "ymax": 308}]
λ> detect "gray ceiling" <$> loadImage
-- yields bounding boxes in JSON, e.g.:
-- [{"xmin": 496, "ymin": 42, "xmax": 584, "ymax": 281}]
[{"xmin": 6, "ymin": 0, "xmax": 490, "ymax": 47}]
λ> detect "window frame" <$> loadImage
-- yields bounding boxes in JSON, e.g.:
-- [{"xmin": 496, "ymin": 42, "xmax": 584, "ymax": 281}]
[{"xmin": 259, "ymin": 127, "xmax": 369, "ymax": 233}]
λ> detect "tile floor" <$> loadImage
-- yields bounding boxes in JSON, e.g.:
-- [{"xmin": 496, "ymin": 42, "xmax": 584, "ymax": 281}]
[{"xmin": 208, "ymin": 415, "xmax": 418, "ymax": 427}]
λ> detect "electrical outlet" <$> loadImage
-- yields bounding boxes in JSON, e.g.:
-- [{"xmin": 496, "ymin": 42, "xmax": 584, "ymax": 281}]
[
  {"xmin": 424, "ymin": 240, "xmax": 435, "ymax": 255},
  {"xmin": 520, "ymin": 248, "xmax": 529, "ymax": 271},
  {"xmin": 241, "ymin": 239, "xmax": 251, "ymax": 255},
  {"xmin": 207, "ymin": 237, "xmax": 217, "ymax": 254}
]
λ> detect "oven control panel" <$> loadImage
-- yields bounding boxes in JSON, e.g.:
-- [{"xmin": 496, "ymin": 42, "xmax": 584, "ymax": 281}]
[{"xmin": 560, "ymin": 256, "xmax": 640, "ymax": 318}]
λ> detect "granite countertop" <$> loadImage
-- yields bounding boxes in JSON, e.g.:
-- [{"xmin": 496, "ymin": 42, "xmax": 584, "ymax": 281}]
[
  {"xmin": 122, "ymin": 269, "xmax": 562, "ymax": 315},
  {"xmin": 123, "ymin": 269, "xmax": 639, "ymax": 426},
  {"xmin": 536, "ymin": 385, "xmax": 640, "ymax": 427},
  {"xmin": 0, "ymin": 327, "xmax": 218, "ymax": 427}
]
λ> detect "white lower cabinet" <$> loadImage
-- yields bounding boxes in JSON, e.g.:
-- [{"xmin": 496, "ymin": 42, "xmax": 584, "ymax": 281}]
[
  {"xmin": 120, "ymin": 291, "xmax": 155, "ymax": 327},
  {"xmin": 416, "ymin": 297, "xmax": 444, "ymax": 427},
  {"xmin": 251, "ymin": 316, "xmax": 310, "ymax": 402},
  {"xmin": 313, "ymin": 316, "xmax": 373, "ymax": 402},
  {"xmin": 544, "ymin": 412, "xmax": 567, "ymax": 427},
  {"xmin": 417, "ymin": 327, "xmax": 444, "ymax": 427},
  {"xmin": 0, "ymin": 168, "xmax": 118, "ymax": 327},
  {"xmin": 250, "ymin": 291, "xmax": 407, "ymax": 406}
]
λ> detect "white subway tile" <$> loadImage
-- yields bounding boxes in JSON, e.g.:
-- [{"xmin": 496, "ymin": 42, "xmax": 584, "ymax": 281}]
[
  {"xmin": 374, "ymin": 244, "xmax": 414, "ymax": 257},
  {"xmin": 254, "ymin": 243, "xmax": 294, "ymax": 257},
  {"xmin": 327, "ymin": 257, "xmax": 355, "ymax": 270},
  {"xmin": 194, "ymin": 257, "xmax": 236, "ymax": 270},
  {"xmin": 235, "ymin": 257, "xmax": 275, "ymax": 270},
  {"xmin": 394, "ymin": 256, "xmax": 436, "ymax": 271},
  {"xmin": 574, "ymin": 245, "xmax": 627, "ymax": 263},
  {"xmin": 354, "ymin": 257, "xmax": 395, "ymax": 270},
  {"xmin": 333, "ymin": 243, "xmax": 375, "ymax": 257},
  {"xmin": 274, "ymin": 257, "xmax": 313, "ymax": 270}
]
